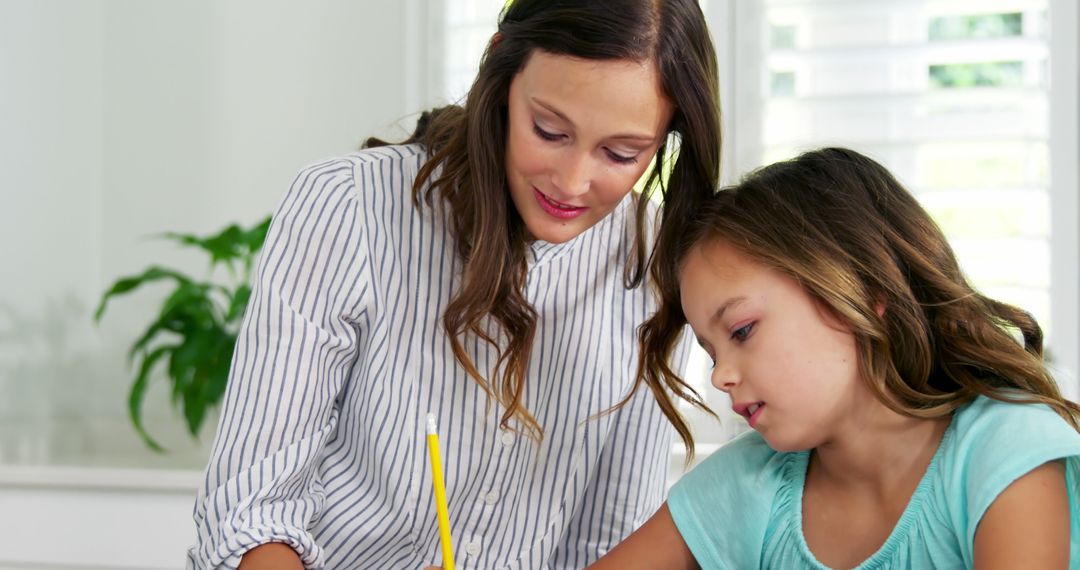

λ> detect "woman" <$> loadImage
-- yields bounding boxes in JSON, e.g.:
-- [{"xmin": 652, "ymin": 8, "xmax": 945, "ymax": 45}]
[{"xmin": 188, "ymin": 1, "xmax": 721, "ymax": 568}]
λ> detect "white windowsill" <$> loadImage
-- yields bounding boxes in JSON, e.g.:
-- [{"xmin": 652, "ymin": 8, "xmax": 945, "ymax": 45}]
[{"xmin": 0, "ymin": 464, "xmax": 201, "ymax": 493}]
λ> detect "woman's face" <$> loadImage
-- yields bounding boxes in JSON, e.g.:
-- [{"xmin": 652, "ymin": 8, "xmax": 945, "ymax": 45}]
[{"xmin": 505, "ymin": 50, "xmax": 674, "ymax": 244}]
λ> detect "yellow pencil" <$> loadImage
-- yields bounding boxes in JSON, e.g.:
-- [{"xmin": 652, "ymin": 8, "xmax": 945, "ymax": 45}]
[{"xmin": 426, "ymin": 413, "xmax": 455, "ymax": 570}]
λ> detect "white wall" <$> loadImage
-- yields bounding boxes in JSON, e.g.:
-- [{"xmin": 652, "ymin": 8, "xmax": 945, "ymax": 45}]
[
  {"xmin": 1, "ymin": 2, "xmax": 424, "ymax": 567},
  {"xmin": 0, "ymin": 0, "xmax": 422, "ymax": 471}
]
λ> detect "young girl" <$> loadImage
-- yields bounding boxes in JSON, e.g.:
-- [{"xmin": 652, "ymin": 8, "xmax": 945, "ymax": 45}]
[
  {"xmin": 189, "ymin": 1, "xmax": 719, "ymax": 569},
  {"xmin": 591, "ymin": 147, "xmax": 1080, "ymax": 569}
]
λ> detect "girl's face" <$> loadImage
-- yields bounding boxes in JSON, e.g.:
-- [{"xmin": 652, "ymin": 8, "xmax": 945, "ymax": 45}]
[
  {"xmin": 679, "ymin": 238, "xmax": 868, "ymax": 452},
  {"xmin": 505, "ymin": 50, "xmax": 673, "ymax": 244}
]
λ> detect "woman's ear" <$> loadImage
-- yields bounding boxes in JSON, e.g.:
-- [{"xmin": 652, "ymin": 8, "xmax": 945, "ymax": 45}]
[
  {"xmin": 489, "ymin": 32, "xmax": 503, "ymax": 52},
  {"xmin": 874, "ymin": 299, "xmax": 886, "ymax": 318}
]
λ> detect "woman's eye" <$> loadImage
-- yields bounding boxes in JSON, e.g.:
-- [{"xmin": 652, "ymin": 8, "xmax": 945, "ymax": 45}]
[
  {"xmin": 605, "ymin": 149, "xmax": 638, "ymax": 165},
  {"xmin": 731, "ymin": 323, "xmax": 754, "ymax": 342},
  {"xmin": 533, "ymin": 124, "xmax": 562, "ymax": 142}
]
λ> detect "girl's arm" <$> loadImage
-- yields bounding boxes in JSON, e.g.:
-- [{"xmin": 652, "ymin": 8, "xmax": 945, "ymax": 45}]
[
  {"xmin": 586, "ymin": 503, "xmax": 699, "ymax": 570},
  {"xmin": 973, "ymin": 460, "xmax": 1070, "ymax": 569}
]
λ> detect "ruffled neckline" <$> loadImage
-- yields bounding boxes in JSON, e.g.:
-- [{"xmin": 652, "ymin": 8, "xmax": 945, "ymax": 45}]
[{"xmin": 779, "ymin": 420, "xmax": 956, "ymax": 569}]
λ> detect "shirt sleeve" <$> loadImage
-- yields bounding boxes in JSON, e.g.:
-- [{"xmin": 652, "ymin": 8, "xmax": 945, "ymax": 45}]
[
  {"xmin": 942, "ymin": 396, "xmax": 1080, "ymax": 565},
  {"xmin": 667, "ymin": 431, "xmax": 786, "ymax": 570},
  {"xmin": 187, "ymin": 158, "xmax": 373, "ymax": 570}
]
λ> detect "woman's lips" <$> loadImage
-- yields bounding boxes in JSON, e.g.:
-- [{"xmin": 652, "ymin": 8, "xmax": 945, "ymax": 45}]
[{"xmin": 534, "ymin": 187, "xmax": 588, "ymax": 219}]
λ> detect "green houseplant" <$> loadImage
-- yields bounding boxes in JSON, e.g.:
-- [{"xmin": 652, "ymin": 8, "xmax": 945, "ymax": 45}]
[{"xmin": 95, "ymin": 217, "xmax": 271, "ymax": 451}]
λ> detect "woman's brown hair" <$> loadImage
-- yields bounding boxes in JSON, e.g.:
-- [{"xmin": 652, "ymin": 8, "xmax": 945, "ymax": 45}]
[
  {"xmin": 368, "ymin": 0, "xmax": 721, "ymax": 439},
  {"xmin": 640, "ymin": 147, "xmax": 1080, "ymax": 458}
]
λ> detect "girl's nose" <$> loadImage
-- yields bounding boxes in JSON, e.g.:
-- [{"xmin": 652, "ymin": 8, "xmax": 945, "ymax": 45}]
[{"xmin": 711, "ymin": 361, "xmax": 740, "ymax": 393}]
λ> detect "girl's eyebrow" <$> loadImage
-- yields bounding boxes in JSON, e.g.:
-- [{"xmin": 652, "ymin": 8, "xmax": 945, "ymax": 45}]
[
  {"xmin": 531, "ymin": 97, "xmax": 658, "ymax": 142},
  {"xmin": 711, "ymin": 297, "xmax": 748, "ymax": 325}
]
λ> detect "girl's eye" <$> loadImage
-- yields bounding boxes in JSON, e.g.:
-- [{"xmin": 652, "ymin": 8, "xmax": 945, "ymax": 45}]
[
  {"xmin": 605, "ymin": 149, "xmax": 638, "ymax": 165},
  {"xmin": 731, "ymin": 323, "xmax": 754, "ymax": 342},
  {"xmin": 533, "ymin": 124, "xmax": 563, "ymax": 142}
]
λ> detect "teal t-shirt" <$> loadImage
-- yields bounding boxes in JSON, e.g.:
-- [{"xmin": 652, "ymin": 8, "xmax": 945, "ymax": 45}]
[{"xmin": 668, "ymin": 396, "xmax": 1080, "ymax": 569}]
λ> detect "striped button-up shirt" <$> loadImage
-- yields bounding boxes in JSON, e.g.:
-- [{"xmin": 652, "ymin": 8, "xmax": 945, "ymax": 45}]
[{"xmin": 188, "ymin": 144, "xmax": 691, "ymax": 569}]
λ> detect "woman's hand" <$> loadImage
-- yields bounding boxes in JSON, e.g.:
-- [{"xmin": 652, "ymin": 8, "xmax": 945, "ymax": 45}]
[{"xmin": 237, "ymin": 543, "xmax": 304, "ymax": 569}]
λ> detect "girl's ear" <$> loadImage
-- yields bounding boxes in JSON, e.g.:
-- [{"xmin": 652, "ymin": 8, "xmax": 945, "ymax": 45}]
[
  {"xmin": 875, "ymin": 299, "xmax": 886, "ymax": 318},
  {"xmin": 489, "ymin": 32, "xmax": 503, "ymax": 52}
]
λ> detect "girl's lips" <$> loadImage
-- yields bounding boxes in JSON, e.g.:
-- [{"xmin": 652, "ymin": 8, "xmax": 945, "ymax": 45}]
[
  {"xmin": 732, "ymin": 401, "xmax": 766, "ymax": 428},
  {"xmin": 533, "ymin": 187, "xmax": 588, "ymax": 220},
  {"xmin": 747, "ymin": 403, "xmax": 765, "ymax": 428}
]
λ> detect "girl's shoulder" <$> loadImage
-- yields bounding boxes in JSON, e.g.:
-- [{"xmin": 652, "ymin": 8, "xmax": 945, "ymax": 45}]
[
  {"xmin": 947, "ymin": 394, "xmax": 1080, "ymax": 461},
  {"xmin": 935, "ymin": 395, "xmax": 1080, "ymax": 560},
  {"xmin": 678, "ymin": 430, "xmax": 788, "ymax": 484},
  {"xmin": 666, "ymin": 431, "xmax": 800, "ymax": 569}
]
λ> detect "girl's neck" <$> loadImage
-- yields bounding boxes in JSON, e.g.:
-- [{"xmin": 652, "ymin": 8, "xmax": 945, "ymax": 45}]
[
  {"xmin": 800, "ymin": 400, "xmax": 953, "ymax": 570},
  {"xmin": 810, "ymin": 400, "xmax": 951, "ymax": 496}
]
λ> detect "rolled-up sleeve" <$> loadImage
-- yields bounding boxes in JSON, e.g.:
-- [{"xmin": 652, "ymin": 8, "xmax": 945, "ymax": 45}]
[{"xmin": 188, "ymin": 158, "xmax": 371, "ymax": 569}]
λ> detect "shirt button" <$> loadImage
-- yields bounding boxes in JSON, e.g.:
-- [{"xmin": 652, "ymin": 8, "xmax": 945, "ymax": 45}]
[
  {"xmin": 484, "ymin": 491, "xmax": 499, "ymax": 505},
  {"xmin": 465, "ymin": 540, "xmax": 482, "ymax": 557},
  {"xmin": 500, "ymin": 432, "xmax": 515, "ymax": 446}
]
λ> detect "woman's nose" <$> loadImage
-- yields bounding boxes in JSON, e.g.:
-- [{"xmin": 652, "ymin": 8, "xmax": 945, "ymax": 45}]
[{"xmin": 551, "ymin": 150, "xmax": 591, "ymax": 197}]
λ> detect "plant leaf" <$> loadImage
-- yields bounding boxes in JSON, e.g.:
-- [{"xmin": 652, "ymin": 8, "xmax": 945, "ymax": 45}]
[
  {"xmin": 103, "ymin": 215, "xmax": 270, "ymax": 451},
  {"xmin": 128, "ymin": 344, "xmax": 177, "ymax": 453},
  {"xmin": 177, "ymin": 324, "xmax": 233, "ymax": 436},
  {"xmin": 226, "ymin": 284, "xmax": 252, "ymax": 323},
  {"xmin": 243, "ymin": 216, "xmax": 272, "ymax": 251},
  {"xmin": 94, "ymin": 267, "xmax": 193, "ymax": 322},
  {"xmin": 163, "ymin": 223, "xmax": 252, "ymax": 270}
]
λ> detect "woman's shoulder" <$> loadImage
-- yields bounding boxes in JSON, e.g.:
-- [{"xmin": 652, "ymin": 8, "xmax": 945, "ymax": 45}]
[
  {"xmin": 344, "ymin": 143, "xmax": 428, "ymax": 168},
  {"xmin": 286, "ymin": 144, "xmax": 428, "ymax": 205},
  {"xmin": 295, "ymin": 144, "xmax": 427, "ymax": 183}
]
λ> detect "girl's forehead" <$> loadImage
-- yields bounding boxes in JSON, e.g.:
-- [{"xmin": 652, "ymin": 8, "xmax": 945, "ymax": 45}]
[{"xmin": 683, "ymin": 239, "xmax": 761, "ymax": 282}]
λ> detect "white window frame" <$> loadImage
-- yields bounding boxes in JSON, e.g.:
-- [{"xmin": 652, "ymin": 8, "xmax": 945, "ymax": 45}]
[
  {"xmin": 428, "ymin": 1, "xmax": 1080, "ymax": 482},
  {"xmin": 711, "ymin": 0, "xmax": 1078, "ymax": 404}
]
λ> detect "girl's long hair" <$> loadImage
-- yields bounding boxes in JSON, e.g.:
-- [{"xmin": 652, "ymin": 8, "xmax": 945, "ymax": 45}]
[
  {"xmin": 368, "ymin": 0, "xmax": 721, "ymax": 439},
  {"xmin": 640, "ymin": 147, "xmax": 1080, "ymax": 458}
]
